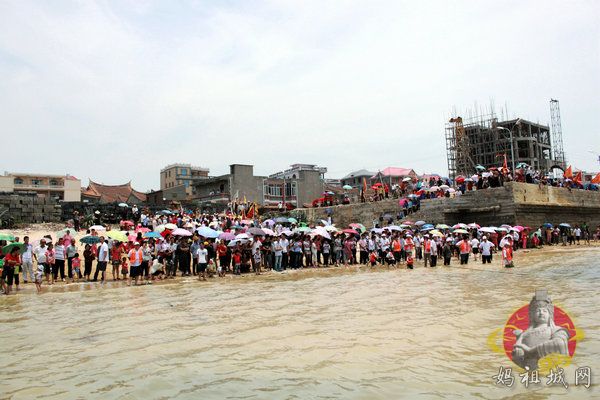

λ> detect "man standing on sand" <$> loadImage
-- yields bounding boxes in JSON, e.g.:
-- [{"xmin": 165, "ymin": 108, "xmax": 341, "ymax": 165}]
[
  {"xmin": 479, "ymin": 236, "xmax": 494, "ymax": 264},
  {"xmin": 21, "ymin": 236, "xmax": 34, "ymax": 284},
  {"xmin": 93, "ymin": 236, "xmax": 109, "ymax": 282}
]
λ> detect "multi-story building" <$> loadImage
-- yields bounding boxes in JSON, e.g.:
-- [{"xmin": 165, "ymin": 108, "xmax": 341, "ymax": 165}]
[
  {"xmin": 160, "ymin": 163, "xmax": 210, "ymax": 198},
  {"xmin": 193, "ymin": 164, "xmax": 326, "ymax": 211},
  {"xmin": 0, "ymin": 172, "xmax": 81, "ymax": 201},
  {"xmin": 340, "ymin": 169, "xmax": 376, "ymax": 188}
]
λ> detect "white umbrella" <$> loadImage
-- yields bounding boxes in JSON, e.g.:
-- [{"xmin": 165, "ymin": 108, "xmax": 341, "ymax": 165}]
[
  {"xmin": 118, "ymin": 203, "xmax": 128, "ymax": 207},
  {"xmin": 402, "ymin": 177, "xmax": 412, "ymax": 182},
  {"xmin": 235, "ymin": 233, "xmax": 250, "ymax": 240},
  {"xmin": 165, "ymin": 223, "xmax": 177, "ymax": 230},
  {"xmin": 429, "ymin": 186, "xmax": 440, "ymax": 192},
  {"xmin": 440, "ymin": 184, "xmax": 450, "ymax": 190},
  {"xmin": 89, "ymin": 225, "xmax": 106, "ymax": 231},
  {"xmin": 312, "ymin": 227, "xmax": 331, "ymax": 240}
]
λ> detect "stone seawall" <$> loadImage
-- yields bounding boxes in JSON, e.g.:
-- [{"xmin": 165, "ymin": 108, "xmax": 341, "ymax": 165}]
[
  {"xmin": 0, "ymin": 192, "xmax": 62, "ymax": 224},
  {"xmin": 295, "ymin": 183, "xmax": 600, "ymax": 228}
]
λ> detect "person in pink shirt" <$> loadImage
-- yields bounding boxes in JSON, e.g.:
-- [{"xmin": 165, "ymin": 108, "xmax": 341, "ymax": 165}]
[{"xmin": 62, "ymin": 230, "xmax": 73, "ymax": 248}]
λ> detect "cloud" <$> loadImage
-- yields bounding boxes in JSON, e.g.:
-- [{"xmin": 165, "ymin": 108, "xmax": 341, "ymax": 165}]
[{"xmin": 0, "ymin": 0, "xmax": 598, "ymax": 190}]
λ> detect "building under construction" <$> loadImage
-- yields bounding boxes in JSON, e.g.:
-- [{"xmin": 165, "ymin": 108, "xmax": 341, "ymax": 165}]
[{"xmin": 445, "ymin": 100, "xmax": 566, "ymax": 178}]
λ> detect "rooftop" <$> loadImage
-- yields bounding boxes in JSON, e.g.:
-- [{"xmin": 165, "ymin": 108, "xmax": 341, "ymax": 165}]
[{"xmin": 161, "ymin": 163, "xmax": 209, "ymax": 173}]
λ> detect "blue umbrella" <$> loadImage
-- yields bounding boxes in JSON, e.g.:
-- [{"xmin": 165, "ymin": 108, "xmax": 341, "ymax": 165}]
[
  {"xmin": 274, "ymin": 217, "xmax": 288, "ymax": 223},
  {"xmin": 542, "ymin": 223, "xmax": 553, "ymax": 228},
  {"xmin": 559, "ymin": 223, "xmax": 571, "ymax": 228},
  {"xmin": 80, "ymin": 236, "xmax": 101, "ymax": 244},
  {"xmin": 421, "ymin": 224, "xmax": 434, "ymax": 231},
  {"xmin": 143, "ymin": 232, "xmax": 162, "ymax": 239},
  {"xmin": 197, "ymin": 226, "xmax": 219, "ymax": 238}
]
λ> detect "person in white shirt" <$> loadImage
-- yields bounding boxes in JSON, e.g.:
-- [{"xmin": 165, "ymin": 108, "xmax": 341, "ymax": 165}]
[
  {"xmin": 93, "ymin": 236, "xmax": 109, "ymax": 282},
  {"xmin": 195, "ymin": 243, "xmax": 208, "ymax": 281},
  {"xmin": 21, "ymin": 236, "xmax": 34, "ymax": 283},
  {"xmin": 280, "ymin": 236, "xmax": 289, "ymax": 270},
  {"xmin": 53, "ymin": 238, "xmax": 67, "ymax": 282},
  {"xmin": 479, "ymin": 236, "xmax": 495, "ymax": 264},
  {"xmin": 429, "ymin": 237, "xmax": 438, "ymax": 267},
  {"xmin": 470, "ymin": 237, "xmax": 480, "ymax": 261}
]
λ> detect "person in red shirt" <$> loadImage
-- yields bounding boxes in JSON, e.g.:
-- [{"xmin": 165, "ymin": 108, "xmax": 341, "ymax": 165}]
[
  {"xmin": 111, "ymin": 241, "xmax": 124, "ymax": 280},
  {"xmin": 232, "ymin": 250, "xmax": 242, "ymax": 275},
  {"xmin": 217, "ymin": 242, "xmax": 228, "ymax": 273},
  {"xmin": 2, "ymin": 247, "xmax": 21, "ymax": 295}
]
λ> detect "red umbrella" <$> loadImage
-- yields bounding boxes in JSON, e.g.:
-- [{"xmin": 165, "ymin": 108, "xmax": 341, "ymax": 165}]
[
  {"xmin": 455, "ymin": 175, "xmax": 465, "ymax": 184},
  {"xmin": 160, "ymin": 229, "xmax": 172, "ymax": 238},
  {"xmin": 342, "ymin": 229, "xmax": 359, "ymax": 235}
]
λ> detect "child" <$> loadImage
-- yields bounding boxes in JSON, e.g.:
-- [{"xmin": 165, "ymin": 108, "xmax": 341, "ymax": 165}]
[
  {"xmin": 35, "ymin": 259, "xmax": 44, "ymax": 292},
  {"xmin": 253, "ymin": 250, "xmax": 261, "ymax": 275},
  {"xmin": 217, "ymin": 260, "xmax": 225, "ymax": 277},
  {"xmin": 385, "ymin": 249, "xmax": 396, "ymax": 266},
  {"xmin": 71, "ymin": 253, "xmax": 81, "ymax": 283},
  {"xmin": 46, "ymin": 243, "xmax": 55, "ymax": 284},
  {"xmin": 502, "ymin": 241, "xmax": 514, "ymax": 268},
  {"xmin": 406, "ymin": 254, "xmax": 414, "ymax": 269},
  {"xmin": 233, "ymin": 250, "xmax": 242, "ymax": 275},
  {"xmin": 369, "ymin": 251, "xmax": 377, "ymax": 267},
  {"xmin": 121, "ymin": 256, "xmax": 129, "ymax": 279}
]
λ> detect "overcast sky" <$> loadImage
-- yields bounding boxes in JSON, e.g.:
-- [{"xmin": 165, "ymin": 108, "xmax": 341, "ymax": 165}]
[{"xmin": 1, "ymin": 0, "xmax": 599, "ymax": 191}]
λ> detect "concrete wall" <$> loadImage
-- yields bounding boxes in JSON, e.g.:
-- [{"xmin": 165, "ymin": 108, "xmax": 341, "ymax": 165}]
[
  {"xmin": 0, "ymin": 176, "xmax": 13, "ymax": 192},
  {"xmin": 296, "ymin": 182, "xmax": 600, "ymax": 229},
  {"xmin": 64, "ymin": 179, "xmax": 82, "ymax": 202},
  {"xmin": 230, "ymin": 164, "xmax": 264, "ymax": 204},
  {"xmin": 296, "ymin": 170, "xmax": 324, "ymax": 207}
]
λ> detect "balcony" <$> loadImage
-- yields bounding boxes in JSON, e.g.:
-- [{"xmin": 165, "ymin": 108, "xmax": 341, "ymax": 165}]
[{"xmin": 14, "ymin": 183, "xmax": 64, "ymax": 191}]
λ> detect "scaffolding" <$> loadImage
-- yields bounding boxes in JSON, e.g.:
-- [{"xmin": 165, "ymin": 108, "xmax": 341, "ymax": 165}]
[
  {"xmin": 445, "ymin": 105, "xmax": 555, "ymax": 179},
  {"xmin": 549, "ymin": 99, "xmax": 566, "ymax": 169}
]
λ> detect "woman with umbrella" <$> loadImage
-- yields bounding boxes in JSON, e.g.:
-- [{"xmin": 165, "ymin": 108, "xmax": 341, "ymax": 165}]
[{"xmin": 2, "ymin": 245, "xmax": 22, "ymax": 295}]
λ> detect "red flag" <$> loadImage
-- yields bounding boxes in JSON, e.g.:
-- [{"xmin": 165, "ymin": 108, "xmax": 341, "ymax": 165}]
[
  {"xmin": 591, "ymin": 173, "xmax": 600, "ymax": 184},
  {"xmin": 246, "ymin": 203, "xmax": 255, "ymax": 219},
  {"xmin": 564, "ymin": 165, "xmax": 573, "ymax": 179},
  {"xmin": 503, "ymin": 154, "xmax": 508, "ymax": 172},
  {"xmin": 362, "ymin": 177, "xmax": 367, "ymax": 193},
  {"xmin": 573, "ymin": 171, "xmax": 583, "ymax": 185}
]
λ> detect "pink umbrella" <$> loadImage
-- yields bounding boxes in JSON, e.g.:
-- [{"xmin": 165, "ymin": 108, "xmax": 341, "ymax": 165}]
[
  {"xmin": 342, "ymin": 229, "xmax": 359, "ymax": 235},
  {"xmin": 135, "ymin": 227, "xmax": 150, "ymax": 233},
  {"xmin": 128, "ymin": 234, "xmax": 136, "ymax": 242},
  {"xmin": 262, "ymin": 228, "xmax": 276, "ymax": 236},
  {"xmin": 172, "ymin": 228, "xmax": 192, "ymax": 236},
  {"xmin": 512, "ymin": 225, "xmax": 525, "ymax": 232},
  {"xmin": 219, "ymin": 232, "xmax": 235, "ymax": 241}
]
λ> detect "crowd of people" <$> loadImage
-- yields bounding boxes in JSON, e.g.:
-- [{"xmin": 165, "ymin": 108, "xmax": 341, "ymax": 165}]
[{"xmin": 1, "ymin": 208, "xmax": 598, "ymax": 295}]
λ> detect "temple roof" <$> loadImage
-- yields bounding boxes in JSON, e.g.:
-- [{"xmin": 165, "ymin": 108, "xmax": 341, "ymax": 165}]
[{"xmin": 82, "ymin": 180, "xmax": 146, "ymax": 203}]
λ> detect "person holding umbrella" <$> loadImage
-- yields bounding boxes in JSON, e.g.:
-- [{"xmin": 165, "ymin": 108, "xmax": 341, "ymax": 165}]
[{"xmin": 2, "ymin": 245, "xmax": 22, "ymax": 295}]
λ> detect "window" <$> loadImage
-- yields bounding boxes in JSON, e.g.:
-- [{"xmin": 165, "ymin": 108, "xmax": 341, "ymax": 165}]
[
  {"xmin": 32, "ymin": 179, "xmax": 41, "ymax": 186},
  {"xmin": 14, "ymin": 178, "xmax": 23, "ymax": 185},
  {"xmin": 49, "ymin": 179, "xmax": 59, "ymax": 186},
  {"xmin": 184, "ymin": 181, "xmax": 189, "ymax": 187},
  {"xmin": 180, "ymin": 168, "xmax": 187, "ymax": 176}
]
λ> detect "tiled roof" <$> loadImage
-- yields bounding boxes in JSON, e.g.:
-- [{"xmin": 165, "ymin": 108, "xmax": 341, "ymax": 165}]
[
  {"xmin": 82, "ymin": 180, "xmax": 147, "ymax": 203},
  {"xmin": 372, "ymin": 167, "xmax": 416, "ymax": 178}
]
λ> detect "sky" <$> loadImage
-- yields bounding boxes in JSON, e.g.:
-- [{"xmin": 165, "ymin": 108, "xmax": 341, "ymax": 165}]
[{"xmin": 1, "ymin": 0, "xmax": 599, "ymax": 191}]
